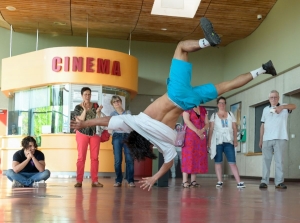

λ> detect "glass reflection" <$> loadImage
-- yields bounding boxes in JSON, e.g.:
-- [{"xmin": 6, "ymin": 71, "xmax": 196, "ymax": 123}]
[{"xmin": 8, "ymin": 84, "xmax": 70, "ymax": 146}]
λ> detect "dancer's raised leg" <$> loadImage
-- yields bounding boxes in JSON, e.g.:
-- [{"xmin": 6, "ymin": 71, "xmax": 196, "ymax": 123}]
[
  {"xmin": 174, "ymin": 17, "xmax": 221, "ymax": 61},
  {"xmin": 215, "ymin": 60, "xmax": 277, "ymax": 95}
]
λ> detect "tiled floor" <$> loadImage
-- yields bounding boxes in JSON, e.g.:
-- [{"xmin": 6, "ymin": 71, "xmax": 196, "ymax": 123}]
[{"xmin": 0, "ymin": 175, "xmax": 299, "ymax": 223}]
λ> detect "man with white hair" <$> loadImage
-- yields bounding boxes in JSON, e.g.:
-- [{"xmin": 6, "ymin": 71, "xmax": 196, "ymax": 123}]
[{"xmin": 259, "ymin": 90, "xmax": 296, "ymax": 189}]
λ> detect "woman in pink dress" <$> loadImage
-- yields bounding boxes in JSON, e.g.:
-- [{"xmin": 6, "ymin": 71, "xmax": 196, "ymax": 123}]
[{"xmin": 181, "ymin": 106, "xmax": 209, "ymax": 188}]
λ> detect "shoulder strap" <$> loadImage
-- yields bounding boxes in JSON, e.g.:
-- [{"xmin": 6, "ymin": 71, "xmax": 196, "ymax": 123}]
[{"xmin": 213, "ymin": 112, "xmax": 230, "ymax": 119}]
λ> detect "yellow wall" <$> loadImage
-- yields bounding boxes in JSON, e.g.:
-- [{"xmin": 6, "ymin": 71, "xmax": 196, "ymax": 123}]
[
  {"xmin": 1, "ymin": 47, "xmax": 138, "ymax": 98},
  {"xmin": 0, "ymin": 135, "xmax": 23, "ymax": 171}
]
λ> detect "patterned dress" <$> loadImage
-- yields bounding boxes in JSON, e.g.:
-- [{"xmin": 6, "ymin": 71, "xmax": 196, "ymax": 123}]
[
  {"xmin": 74, "ymin": 103, "xmax": 98, "ymax": 136},
  {"xmin": 181, "ymin": 106, "xmax": 208, "ymax": 174}
]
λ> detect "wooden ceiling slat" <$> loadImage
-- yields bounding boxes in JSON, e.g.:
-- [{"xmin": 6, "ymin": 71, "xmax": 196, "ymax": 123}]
[
  {"xmin": 0, "ymin": 0, "xmax": 278, "ymax": 46},
  {"xmin": 210, "ymin": 0, "xmax": 277, "ymax": 7},
  {"xmin": 72, "ymin": 23, "xmax": 133, "ymax": 33}
]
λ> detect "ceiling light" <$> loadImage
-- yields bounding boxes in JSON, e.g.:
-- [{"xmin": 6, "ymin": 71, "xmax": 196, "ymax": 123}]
[
  {"xmin": 6, "ymin": 6, "xmax": 16, "ymax": 11},
  {"xmin": 152, "ymin": 0, "xmax": 201, "ymax": 18},
  {"xmin": 53, "ymin": 22, "xmax": 67, "ymax": 26},
  {"xmin": 257, "ymin": 14, "xmax": 262, "ymax": 20},
  {"xmin": 162, "ymin": 0, "xmax": 183, "ymax": 9},
  {"xmin": 161, "ymin": 28, "xmax": 167, "ymax": 31}
]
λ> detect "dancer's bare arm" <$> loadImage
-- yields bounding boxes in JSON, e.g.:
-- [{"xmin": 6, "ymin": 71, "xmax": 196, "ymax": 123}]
[{"xmin": 71, "ymin": 116, "xmax": 112, "ymax": 130}]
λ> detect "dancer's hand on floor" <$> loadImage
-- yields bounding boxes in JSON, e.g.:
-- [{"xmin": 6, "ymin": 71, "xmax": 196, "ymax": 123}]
[{"xmin": 139, "ymin": 177, "xmax": 155, "ymax": 191}]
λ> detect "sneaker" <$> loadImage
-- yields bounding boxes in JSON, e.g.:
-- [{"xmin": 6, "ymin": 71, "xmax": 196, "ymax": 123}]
[
  {"xmin": 216, "ymin": 182, "xmax": 223, "ymax": 187},
  {"xmin": 113, "ymin": 182, "xmax": 122, "ymax": 187},
  {"xmin": 259, "ymin": 183, "xmax": 268, "ymax": 189},
  {"xmin": 262, "ymin": 60, "xmax": 277, "ymax": 76},
  {"xmin": 200, "ymin": 17, "xmax": 221, "ymax": 46},
  {"xmin": 33, "ymin": 180, "xmax": 47, "ymax": 188},
  {"xmin": 237, "ymin": 182, "xmax": 246, "ymax": 188},
  {"xmin": 12, "ymin": 180, "xmax": 24, "ymax": 188},
  {"xmin": 275, "ymin": 183, "xmax": 287, "ymax": 189},
  {"xmin": 128, "ymin": 182, "xmax": 136, "ymax": 187}
]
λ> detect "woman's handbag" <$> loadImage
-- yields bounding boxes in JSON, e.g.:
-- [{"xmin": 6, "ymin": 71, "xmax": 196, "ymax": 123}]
[
  {"xmin": 93, "ymin": 103, "xmax": 110, "ymax": 142},
  {"xmin": 100, "ymin": 129, "xmax": 110, "ymax": 142},
  {"xmin": 96, "ymin": 122, "xmax": 110, "ymax": 142},
  {"xmin": 174, "ymin": 124, "xmax": 186, "ymax": 147}
]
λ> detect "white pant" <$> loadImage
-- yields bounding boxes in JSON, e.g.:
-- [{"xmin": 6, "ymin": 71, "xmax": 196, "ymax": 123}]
[{"xmin": 261, "ymin": 139, "xmax": 287, "ymax": 185}]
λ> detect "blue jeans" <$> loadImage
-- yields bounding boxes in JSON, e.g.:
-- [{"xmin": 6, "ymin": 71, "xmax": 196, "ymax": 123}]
[
  {"xmin": 112, "ymin": 133, "xmax": 134, "ymax": 183},
  {"xmin": 214, "ymin": 142, "xmax": 236, "ymax": 164},
  {"xmin": 6, "ymin": 169, "xmax": 51, "ymax": 187}
]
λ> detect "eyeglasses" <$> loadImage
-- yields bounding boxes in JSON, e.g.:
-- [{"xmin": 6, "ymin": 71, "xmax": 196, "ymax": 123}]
[
  {"xmin": 269, "ymin": 97, "xmax": 278, "ymax": 99},
  {"xmin": 112, "ymin": 100, "xmax": 121, "ymax": 104}
]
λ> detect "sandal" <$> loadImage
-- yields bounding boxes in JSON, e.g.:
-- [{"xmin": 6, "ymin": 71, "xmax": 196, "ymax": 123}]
[
  {"xmin": 190, "ymin": 181, "xmax": 200, "ymax": 187},
  {"xmin": 182, "ymin": 181, "xmax": 190, "ymax": 188}
]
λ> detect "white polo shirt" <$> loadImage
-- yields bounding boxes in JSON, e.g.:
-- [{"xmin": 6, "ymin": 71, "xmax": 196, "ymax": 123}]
[
  {"xmin": 107, "ymin": 112, "xmax": 177, "ymax": 163},
  {"xmin": 261, "ymin": 103, "xmax": 290, "ymax": 141}
]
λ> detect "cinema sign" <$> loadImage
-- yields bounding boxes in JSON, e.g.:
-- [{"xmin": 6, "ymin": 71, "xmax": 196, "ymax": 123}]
[{"xmin": 52, "ymin": 57, "xmax": 122, "ymax": 76}]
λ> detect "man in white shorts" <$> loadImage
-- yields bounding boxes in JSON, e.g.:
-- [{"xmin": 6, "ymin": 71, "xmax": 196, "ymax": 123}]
[{"xmin": 71, "ymin": 17, "xmax": 277, "ymax": 191}]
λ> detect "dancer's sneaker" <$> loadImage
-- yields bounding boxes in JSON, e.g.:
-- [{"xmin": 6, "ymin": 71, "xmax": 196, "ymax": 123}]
[
  {"xmin": 262, "ymin": 60, "xmax": 277, "ymax": 76},
  {"xmin": 200, "ymin": 17, "xmax": 221, "ymax": 46}
]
